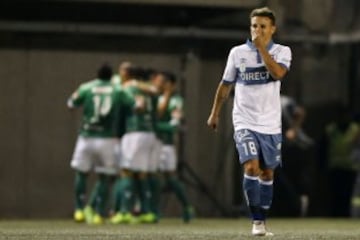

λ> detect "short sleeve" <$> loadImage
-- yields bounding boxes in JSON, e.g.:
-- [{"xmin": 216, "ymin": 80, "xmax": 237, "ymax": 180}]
[
  {"xmin": 221, "ymin": 48, "xmax": 237, "ymax": 84},
  {"xmin": 169, "ymin": 96, "xmax": 183, "ymax": 112},
  {"xmin": 67, "ymin": 84, "xmax": 86, "ymax": 108},
  {"xmin": 277, "ymin": 46, "xmax": 292, "ymax": 70}
]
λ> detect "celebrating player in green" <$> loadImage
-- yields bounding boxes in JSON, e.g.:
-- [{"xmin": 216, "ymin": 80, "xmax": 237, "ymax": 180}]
[
  {"xmin": 68, "ymin": 64, "xmax": 132, "ymax": 224},
  {"xmin": 110, "ymin": 66, "xmax": 159, "ymax": 224},
  {"xmin": 156, "ymin": 71, "xmax": 194, "ymax": 222}
]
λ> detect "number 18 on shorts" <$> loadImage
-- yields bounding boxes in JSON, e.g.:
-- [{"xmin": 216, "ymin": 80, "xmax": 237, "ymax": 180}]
[{"xmin": 234, "ymin": 129, "xmax": 282, "ymax": 169}]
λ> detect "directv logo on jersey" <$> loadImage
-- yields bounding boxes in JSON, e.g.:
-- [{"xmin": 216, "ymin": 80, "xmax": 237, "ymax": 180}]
[
  {"xmin": 239, "ymin": 71, "xmax": 270, "ymax": 81},
  {"xmin": 237, "ymin": 66, "xmax": 273, "ymax": 85}
]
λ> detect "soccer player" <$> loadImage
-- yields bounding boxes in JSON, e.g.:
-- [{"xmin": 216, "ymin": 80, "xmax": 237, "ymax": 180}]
[
  {"xmin": 207, "ymin": 7, "xmax": 292, "ymax": 236},
  {"xmin": 110, "ymin": 65, "xmax": 159, "ymax": 224},
  {"xmin": 111, "ymin": 61, "xmax": 132, "ymax": 85},
  {"xmin": 68, "ymin": 64, "xmax": 131, "ymax": 224},
  {"xmin": 156, "ymin": 71, "xmax": 194, "ymax": 222}
]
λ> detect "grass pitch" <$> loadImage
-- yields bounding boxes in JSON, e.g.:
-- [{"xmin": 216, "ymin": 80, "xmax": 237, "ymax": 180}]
[{"xmin": 0, "ymin": 218, "xmax": 359, "ymax": 240}]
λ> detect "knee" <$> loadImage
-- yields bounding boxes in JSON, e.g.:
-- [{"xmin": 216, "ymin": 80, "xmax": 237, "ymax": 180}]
[
  {"xmin": 121, "ymin": 169, "xmax": 132, "ymax": 178},
  {"xmin": 260, "ymin": 170, "xmax": 274, "ymax": 181},
  {"xmin": 244, "ymin": 161, "xmax": 260, "ymax": 176}
]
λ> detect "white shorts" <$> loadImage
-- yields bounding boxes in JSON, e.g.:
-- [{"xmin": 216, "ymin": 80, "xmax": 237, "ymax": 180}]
[
  {"xmin": 148, "ymin": 138, "xmax": 162, "ymax": 173},
  {"xmin": 70, "ymin": 136, "xmax": 118, "ymax": 175},
  {"xmin": 120, "ymin": 132, "xmax": 157, "ymax": 172},
  {"xmin": 159, "ymin": 144, "xmax": 177, "ymax": 172}
]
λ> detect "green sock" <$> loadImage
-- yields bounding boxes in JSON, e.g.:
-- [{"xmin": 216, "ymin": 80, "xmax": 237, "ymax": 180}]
[
  {"xmin": 120, "ymin": 176, "xmax": 135, "ymax": 213},
  {"xmin": 139, "ymin": 178, "xmax": 151, "ymax": 214},
  {"xmin": 148, "ymin": 174, "xmax": 161, "ymax": 217},
  {"xmin": 168, "ymin": 176, "xmax": 189, "ymax": 207},
  {"xmin": 94, "ymin": 174, "xmax": 110, "ymax": 216},
  {"xmin": 74, "ymin": 171, "xmax": 87, "ymax": 210},
  {"xmin": 112, "ymin": 177, "xmax": 124, "ymax": 212},
  {"xmin": 88, "ymin": 181, "xmax": 101, "ymax": 209}
]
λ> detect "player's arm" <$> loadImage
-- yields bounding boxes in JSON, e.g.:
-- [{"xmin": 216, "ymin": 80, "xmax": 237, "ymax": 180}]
[
  {"xmin": 157, "ymin": 83, "xmax": 176, "ymax": 118},
  {"xmin": 285, "ymin": 103, "xmax": 306, "ymax": 141},
  {"xmin": 207, "ymin": 82, "xmax": 232, "ymax": 131},
  {"xmin": 257, "ymin": 46, "xmax": 288, "ymax": 80},
  {"xmin": 291, "ymin": 106, "xmax": 306, "ymax": 130},
  {"xmin": 124, "ymin": 80, "xmax": 159, "ymax": 96},
  {"xmin": 67, "ymin": 86, "xmax": 85, "ymax": 110},
  {"xmin": 207, "ymin": 47, "xmax": 236, "ymax": 131},
  {"xmin": 157, "ymin": 105, "xmax": 183, "ymax": 133}
]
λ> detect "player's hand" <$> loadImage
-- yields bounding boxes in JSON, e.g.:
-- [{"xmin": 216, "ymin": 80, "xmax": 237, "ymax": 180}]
[
  {"xmin": 285, "ymin": 128, "xmax": 297, "ymax": 141},
  {"xmin": 163, "ymin": 82, "xmax": 176, "ymax": 96},
  {"xmin": 207, "ymin": 114, "xmax": 219, "ymax": 132},
  {"xmin": 251, "ymin": 31, "xmax": 266, "ymax": 50},
  {"xmin": 122, "ymin": 80, "xmax": 137, "ymax": 88}
]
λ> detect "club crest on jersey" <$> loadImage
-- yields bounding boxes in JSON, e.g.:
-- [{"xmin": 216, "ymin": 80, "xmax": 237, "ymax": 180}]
[{"xmin": 239, "ymin": 58, "xmax": 247, "ymax": 73}]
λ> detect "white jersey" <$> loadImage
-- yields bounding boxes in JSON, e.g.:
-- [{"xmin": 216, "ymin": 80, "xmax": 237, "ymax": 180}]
[{"xmin": 222, "ymin": 40, "xmax": 292, "ymax": 134}]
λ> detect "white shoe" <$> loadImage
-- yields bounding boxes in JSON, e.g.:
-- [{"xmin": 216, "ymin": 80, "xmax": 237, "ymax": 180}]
[{"xmin": 252, "ymin": 221, "xmax": 274, "ymax": 237}]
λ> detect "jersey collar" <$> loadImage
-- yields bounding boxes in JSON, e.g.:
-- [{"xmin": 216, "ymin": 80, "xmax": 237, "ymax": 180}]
[{"xmin": 246, "ymin": 39, "xmax": 274, "ymax": 51}]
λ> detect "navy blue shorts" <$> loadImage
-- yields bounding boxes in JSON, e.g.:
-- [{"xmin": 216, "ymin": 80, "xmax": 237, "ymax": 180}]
[{"xmin": 234, "ymin": 129, "xmax": 282, "ymax": 169}]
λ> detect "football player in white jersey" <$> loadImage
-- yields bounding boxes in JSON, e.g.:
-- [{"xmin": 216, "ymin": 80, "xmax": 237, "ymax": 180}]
[{"xmin": 207, "ymin": 7, "xmax": 292, "ymax": 236}]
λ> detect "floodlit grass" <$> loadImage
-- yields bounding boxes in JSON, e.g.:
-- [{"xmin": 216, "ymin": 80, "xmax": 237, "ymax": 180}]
[{"xmin": 0, "ymin": 218, "xmax": 359, "ymax": 240}]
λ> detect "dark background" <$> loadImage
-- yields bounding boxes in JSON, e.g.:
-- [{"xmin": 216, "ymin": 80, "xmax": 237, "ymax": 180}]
[{"xmin": 1, "ymin": 0, "xmax": 360, "ymax": 218}]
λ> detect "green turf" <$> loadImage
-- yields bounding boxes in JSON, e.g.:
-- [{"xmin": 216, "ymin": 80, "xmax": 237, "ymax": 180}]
[{"xmin": 0, "ymin": 218, "xmax": 359, "ymax": 240}]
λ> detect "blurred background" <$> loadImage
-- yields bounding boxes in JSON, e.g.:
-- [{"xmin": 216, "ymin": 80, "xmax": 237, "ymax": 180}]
[{"xmin": 1, "ymin": 0, "xmax": 360, "ymax": 219}]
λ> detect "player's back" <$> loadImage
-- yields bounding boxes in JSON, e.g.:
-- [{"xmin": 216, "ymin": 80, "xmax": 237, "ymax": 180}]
[
  {"xmin": 123, "ymin": 85, "xmax": 157, "ymax": 133},
  {"xmin": 78, "ymin": 79, "xmax": 123, "ymax": 138}
]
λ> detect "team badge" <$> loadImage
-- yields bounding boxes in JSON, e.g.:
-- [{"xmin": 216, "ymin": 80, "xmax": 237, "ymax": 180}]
[{"xmin": 239, "ymin": 58, "xmax": 247, "ymax": 73}]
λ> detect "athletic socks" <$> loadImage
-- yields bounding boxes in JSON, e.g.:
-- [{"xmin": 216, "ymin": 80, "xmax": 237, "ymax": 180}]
[
  {"xmin": 259, "ymin": 179, "xmax": 273, "ymax": 211},
  {"xmin": 112, "ymin": 178, "xmax": 124, "ymax": 213},
  {"xmin": 139, "ymin": 178, "xmax": 152, "ymax": 214},
  {"xmin": 168, "ymin": 176, "xmax": 189, "ymax": 208},
  {"xmin": 94, "ymin": 174, "xmax": 110, "ymax": 216},
  {"xmin": 243, "ymin": 174, "xmax": 262, "ymax": 220},
  {"xmin": 243, "ymin": 174, "xmax": 274, "ymax": 221},
  {"xmin": 148, "ymin": 174, "xmax": 161, "ymax": 218},
  {"xmin": 74, "ymin": 171, "xmax": 87, "ymax": 210},
  {"xmin": 120, "ymin": 177, "xmax": 135, "ymax": 213}
]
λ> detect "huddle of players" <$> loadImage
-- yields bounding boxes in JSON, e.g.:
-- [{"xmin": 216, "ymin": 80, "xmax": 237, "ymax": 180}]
[{"xmin": 67, "ymin": 62, "xmax": 193, "ymax": 224}]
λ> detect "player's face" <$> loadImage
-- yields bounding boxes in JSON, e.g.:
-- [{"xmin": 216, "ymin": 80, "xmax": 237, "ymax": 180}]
[
  {"xmin": 250, "ymin": 16, "xmax": 276, "ymax": 45},
  {"xmin": 163, "ymin": 81, "xmax": 175, "ymax": 92},
  {"xmin": 152, "ymin": 74, "xmax": 165, "ymax": 91},
  {"xmin": 119, "ymin": 62, "xmax": 132, "ymax": 79}
]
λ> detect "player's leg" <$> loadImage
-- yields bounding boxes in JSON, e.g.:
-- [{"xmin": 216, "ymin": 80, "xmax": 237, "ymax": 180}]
[
  {"xmin": 161, "ymin": 144, "xmax": 193, "ymax": 222},
  {"xmin": 87, "ymin": 138, "xmax": 118, "ymax": 224},
  {"xmin": 252, "ymin": 132, "xmax": 282, "ymax": 236},
  {"xmin": 259, "ymin": 169, "xmax": 274, "ymax": 220},
  {"xmin": 111, "ymin": 133, "xmax": 139, "ymax": 223},
  {"xmin": 110, "ymin": 169, "xmax": 135, "ymax": 224},
  {"xmin": 243, "ymin": 160, "xmax": 274, "ymax": 236},
  {"xmin": 234, "ymin": 129, "xmax": 271, "ymax": 236},
  {"xmin": 70, "ymin": 137, "xmax": 94, "ymax": 222},
  {"xmin": 147, "ymin": 138, "xmax": 162, "ymax": 222},
  {"xmin": 242, "ymin": 159, "xmax": 262, "ymax": 220},
  {"xmin": 112, "ymin": 174, "xmax": 124, "ymax": 214},
  {"xmin": 111, "ymin": 140, "xmax": 124, "ymax": 214},
  {"xmin": 136, "ymin": 132, "xmax": 158, "ymax": 223},
  {"xmin": 165, "ymin": 171, "xmax": 194, "ymax": 222},
  {"xmin": 148, "ymin": 172, "xmax": 162, "ymax": 221},
  {"xmin": 73, "ymin": 171, "xmax": 88, "ymax": 222}
]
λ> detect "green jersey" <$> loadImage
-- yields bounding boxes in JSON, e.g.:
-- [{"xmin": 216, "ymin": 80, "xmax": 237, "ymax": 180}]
[
  {"xmin": 156, "ymin": 94, "xmax": 183, "ymax": 144},
  {"xmin": 326, "ymin": 122, "xmax": 359, "ymax": 170},
  {"xmin": 124, "ymin": 85, "xmax": 157, "ymax": 132},
  {"xmin": 68, "ymin": 79, "xmax": 133, "ymax": 138},
  {"xmin": 111, "ymin": 74, "xmax": 122, "ymax": 85}
]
